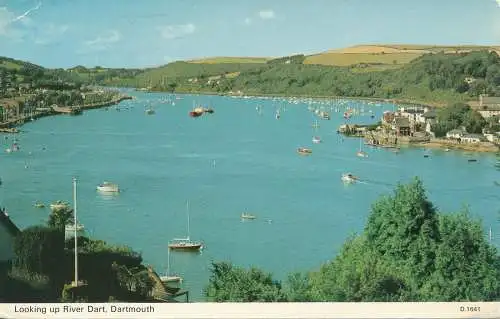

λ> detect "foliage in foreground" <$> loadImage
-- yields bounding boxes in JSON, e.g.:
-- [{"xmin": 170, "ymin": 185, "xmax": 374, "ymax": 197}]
[
  {"xmin": 206, "ymin": 178, "xmax": 500, "ymax": 302},
  {"xmin": 2, "ymin": 211, "xmax": 152, "ymax": 302}
]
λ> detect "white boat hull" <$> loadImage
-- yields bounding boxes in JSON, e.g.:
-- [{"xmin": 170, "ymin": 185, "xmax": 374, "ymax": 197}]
[
  {"xmin": 160, "ymin": 275, "xmax": 183, "ymax": 283},
  {"xmin": 96, "ymin": 186, "xmax": 119, "ymax": 193}
]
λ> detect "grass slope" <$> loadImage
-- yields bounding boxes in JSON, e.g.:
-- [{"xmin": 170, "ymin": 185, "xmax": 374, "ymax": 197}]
[{"xmin": 188, "ymin": 57, "xmax": 270, "ymax": 64}]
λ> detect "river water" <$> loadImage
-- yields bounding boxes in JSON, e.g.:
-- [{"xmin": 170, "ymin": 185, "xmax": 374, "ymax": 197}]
[{"xmin": 1, "ymin": 90, "xmax": 499, "ymax": 301}]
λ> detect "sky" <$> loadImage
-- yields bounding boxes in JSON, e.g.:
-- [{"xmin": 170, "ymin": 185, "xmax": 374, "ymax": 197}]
[{"xmin": 0, "ymin": 0, "xmax": 499, "ymax": 68}]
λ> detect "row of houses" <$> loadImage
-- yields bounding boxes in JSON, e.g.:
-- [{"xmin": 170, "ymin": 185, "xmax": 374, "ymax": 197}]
[
  {"xmin": 381, "ymin": 105, "xmax": 437, "ymax": 137},
  {"xmin": 381, "ymin": 97, "xmax": 500, "ymax": 144}
]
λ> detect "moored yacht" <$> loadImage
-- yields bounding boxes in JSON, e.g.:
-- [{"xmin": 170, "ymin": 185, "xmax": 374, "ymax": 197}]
[
  {"xmin": 241, "ymin": 213, "xmax": 256, "ymax": 220},
  {"xmin": 97, "ymin": 182, "xmax": 119, "ymax": 193},
  {"xmin": 297, "ymin": 147, "xmax": 312, "ymax": 155}
]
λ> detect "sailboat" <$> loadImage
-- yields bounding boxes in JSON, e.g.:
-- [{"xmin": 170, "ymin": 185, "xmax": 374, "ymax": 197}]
[
  {"xmin": 356, "ymin": 138, "xmax": 368, "ymax": 158},
  {"xmin": 168, "ymin": 201, "xmax": 203, "ymax": 251},
  {"xmin": 160, "ymin": 248, "xmax": 183, "ymax": 284}
]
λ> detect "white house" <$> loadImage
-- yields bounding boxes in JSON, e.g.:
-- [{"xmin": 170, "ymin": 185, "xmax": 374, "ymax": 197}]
[
  {"xmin": 477, "ymin": 95, "xmax": 500, "ymax": 119},
  {"xmin": 398, "ymin": 106, "xmax": 428, "ymax": 125},
  {"xmin": 446, "ymin": 129, "xmax": 465, "ymax": 139},
  {"xmin": 483, "ymin": 133, "xmax": 500, "ymax": 143},
  {"xmin": 461, "ymin": 133, "xmax": 485, "ymax": 143},
  {"xmin": 0, "ymin": 209, "xmax": 20, "ymax": 267}
]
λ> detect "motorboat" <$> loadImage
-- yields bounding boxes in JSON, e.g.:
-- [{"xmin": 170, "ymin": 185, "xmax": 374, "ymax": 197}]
[
  {"xmin": 96, "ymin": 182, "xmax": 119, "ymax": 193},
  {"xmin": 297, "ymin": 147, "xmax": 312, "ymax": 155},
  {"xmin": 50, "ymin": 200, "xmax": 70, "ymax": 211},
  {"xmin": 189, "ymin": 110, "xmax": 203, "ymax": 117},
  {"xmin": 145, "ymin": 108, "xmax": 155, "ymax": 115},
  {"xmin": 65, "ymin": 223, "xmax": 84, "ymax": 232},
  {"xmin": 312, "ymin": 136, "xmax": 321, "ymax": 144},
  {"xmin": 341, "ymin": 173, "xmax": 358, "ymax": 183},
  {"xmin": 204, "ymin": 108, "xmax": 214, "ymax": 114},
  {"xmin": 241, "ymin": 213, "xmax": 256, "ymax": 220}
]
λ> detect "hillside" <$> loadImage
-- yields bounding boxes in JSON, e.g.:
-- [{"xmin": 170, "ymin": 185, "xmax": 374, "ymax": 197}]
[
  {"xmin": 188, "ymin": 57, "xmax": 270, "ymax": 64},
  {"xmin": 303, "ymin": 44, "xmax": 500, "ymax": 70},
  {"xmin": 2, "ymin": 43, "xmax": 499, "ymax": 105},
  {"xmin": 125, "ymin": 49, "xmax": 499, "ymax": 106}
]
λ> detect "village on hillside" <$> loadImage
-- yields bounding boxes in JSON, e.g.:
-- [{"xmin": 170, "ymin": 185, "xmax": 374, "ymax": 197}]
[
  {"xmin": 0, "ymin": 69, "xmax": 130, "ymax": 130},
  {"xmin": 339, "ymin": 95, "xmax": 500, "ymax": 150}
]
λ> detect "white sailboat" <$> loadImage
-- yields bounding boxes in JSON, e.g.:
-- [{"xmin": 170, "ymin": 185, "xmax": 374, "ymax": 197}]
[
  {"xmin": 160, "ymin": 248, "xmax": 183, "ymax": 284},
  {"xmin": 356, "ymin": 138, "xmax": 368, "ymax": 158},
  {"xmin": 168, "ymin": 201, "xmax": 203, "ymax": 251}
]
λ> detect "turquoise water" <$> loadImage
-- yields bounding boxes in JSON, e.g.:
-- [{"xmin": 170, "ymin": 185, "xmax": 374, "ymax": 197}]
[{"xmin": 1, "ymin": 90, "xmax": 499, "ymax": 301}]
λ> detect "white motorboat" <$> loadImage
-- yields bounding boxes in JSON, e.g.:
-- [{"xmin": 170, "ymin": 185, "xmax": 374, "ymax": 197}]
[
  {"xmin": 65, "ymin": 223, "xmax": 84, "ymax": 232},
  {"xmin": 341, "ymin": 173, "xmax": 358, "ymax": 184},
  {"xmin": 312, "ymin": 136, "xmax": 321, "ymax": 144},
  {"xmin": 96, "ymin": 182, "xmax": 119, "ymax": 193},
  {"xmin": 241, "ymin": 213, "xmax": 257, "ymax": 220}
]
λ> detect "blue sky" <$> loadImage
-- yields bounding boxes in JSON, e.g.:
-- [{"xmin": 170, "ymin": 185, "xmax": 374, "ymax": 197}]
[{"xmin": 0, "ymin": 0, "xmax": 499, "ymax": 68}]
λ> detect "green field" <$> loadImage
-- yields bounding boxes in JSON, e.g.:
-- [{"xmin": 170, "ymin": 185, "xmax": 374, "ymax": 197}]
[{"xmin": 188, "ymin": 57, "xmax": 270, "ymax": 64}]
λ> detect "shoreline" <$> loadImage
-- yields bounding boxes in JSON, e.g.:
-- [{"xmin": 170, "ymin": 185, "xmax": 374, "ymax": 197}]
[
  {"xmin": 0, "ymin": 94, "xmax": 132, "ymax": 131},
  {"xmin": 145, "ymin": 87, "xmax": 468, "ymax": 109},
  {"xmin": 346, "ymin": 134, "xmax": 499, "ymax": 153}
]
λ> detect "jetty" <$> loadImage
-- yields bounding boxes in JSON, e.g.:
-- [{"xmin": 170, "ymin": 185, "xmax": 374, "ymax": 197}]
[{"xmin": 51, "ymin": 105, "xmax": 82, "ymax": 115}]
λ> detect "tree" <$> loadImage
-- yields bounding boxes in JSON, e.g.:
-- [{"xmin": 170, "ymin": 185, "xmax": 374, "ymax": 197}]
[
  {"xmin": 205, "ymin": 261, "xmax": 287, "ymax": 302},
  {"xmin": 47, "ymin": 207, "xmax": 73, "ymax": 231},
  {"xmin": 13, "ymin": 226, "xmax": 65, "ymax": 278},
  {"xmin": 462, "ymin": 110, "xmax": 487, "ymax": 134}
]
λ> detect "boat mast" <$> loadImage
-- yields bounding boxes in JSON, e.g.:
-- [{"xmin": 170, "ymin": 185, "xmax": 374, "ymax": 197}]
[
  {"xmin": 186, "ymin": 200, "xmax": 190, "ymax": 241},
  {"xmin": 73, "ymin": 177, "xmax": 79, "ymax": 287},
  {"xmin": 167, "ymin": 246, "xmax": 171, "ymax": 276}
]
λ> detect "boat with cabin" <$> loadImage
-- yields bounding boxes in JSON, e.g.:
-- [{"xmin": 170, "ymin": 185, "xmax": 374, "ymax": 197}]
[
  {"xmin": 241, "ymin": 213, "xmax": 256, "ymax": 220},
  {"xmin": 96, "ymin": 182, "xmax": 120, "ymax": 193},
  {"xmin": 65, "ymin": 222, "xmax": 84, "ymax": 232},
  {"xmin": 341, "ymin": 173, "xmax": 358, "ymax": 183},
  {"xmin": 297, "ymin": 147, "xmax": 312, "ymax": 155},
  {"xmin": 168, "ymin": 201, "xmax": 203, "ymax": 251}
]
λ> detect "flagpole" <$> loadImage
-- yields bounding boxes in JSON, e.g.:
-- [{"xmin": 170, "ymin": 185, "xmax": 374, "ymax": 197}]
[{"xmin": 73, "ymin": 177, "xmax": 79, "ymax": 286}]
